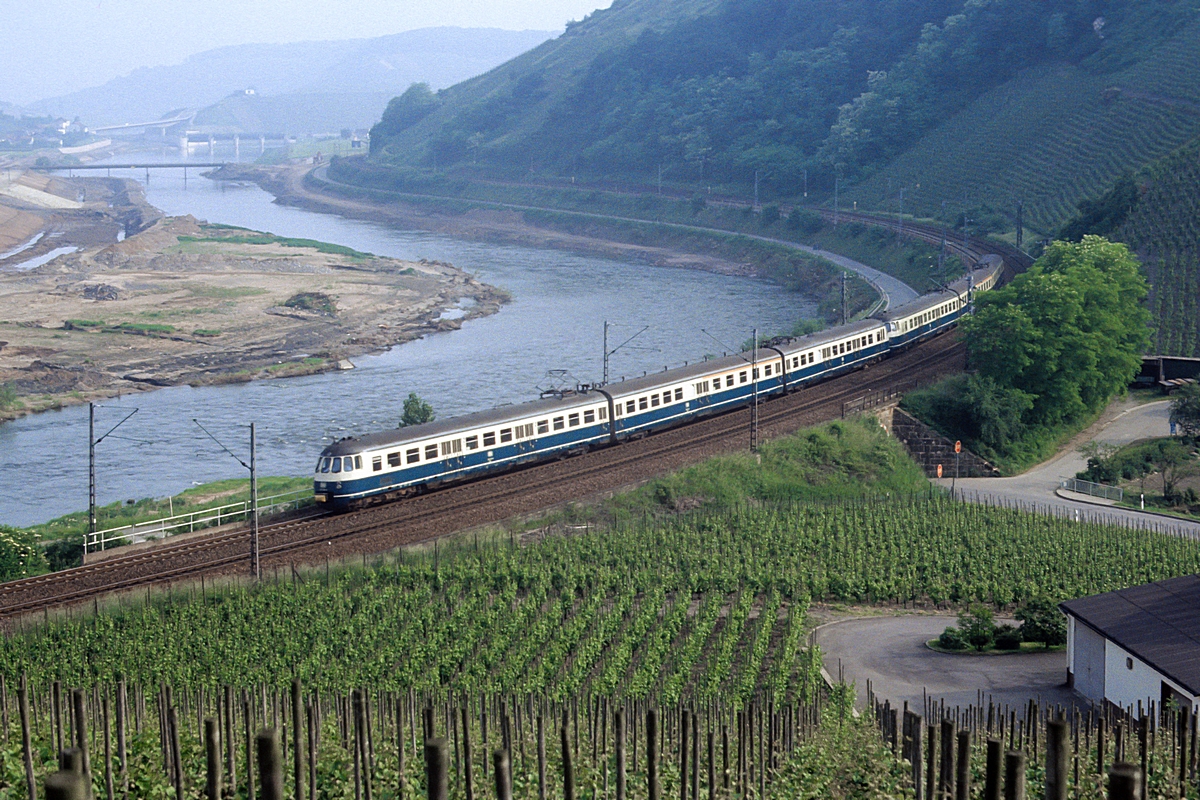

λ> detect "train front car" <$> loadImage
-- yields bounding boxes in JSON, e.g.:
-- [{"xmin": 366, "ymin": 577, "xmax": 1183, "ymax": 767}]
[{"xmin": 313, "ymin": 389, "xmax": 612, "ymax": 510}]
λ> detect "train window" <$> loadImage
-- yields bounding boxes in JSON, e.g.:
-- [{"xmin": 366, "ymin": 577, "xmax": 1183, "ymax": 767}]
[
  {"xmin": 425, "ymin": 444, "xmax": 438, "ymax": 460},
  {"xmin": 625, "ymin": 401, "xmax": 635, "ymax": 414},
  {"xmin": 791, "ymin": 357, "xmax": 798, "ymax": 368},
  {"xmin": 599, "ymin": 406, "xmax": 608, "ymax": 420},
  {"xmin": 404, "ymin": 449, "xmax": 418, "ymax": 464},
  {"xmin": 373, "ymin": 456, "xmax": 382, "ymax": 471},
  {"xmin": 553, "ymin": 417, "xmax": 565, "ymax": 430},
  {"xmin": 764, "ymin": 364, "xmax": 772, "ymax": 376},
  {"xmin": 483, "ymin": 431, "xmax": 496, "ymax": 446},
  {"xmin": 725, "ymin": 375, "xmax": 734, "ymax": 388},
  {"xmin": 584, "ymin": 410, "xmax": 596, "ymax": 423},
  {"xmin": 568, "ymin": 413, "xmax": 580, "ymax": 427},
  {"xmin": 651, "ymin": 394, "xmax": 660, "ymax": 407},
  {"xmin": 466, "ymin": 435, "xmax": 479, "ymax": 450},
  {"xmin": 520, "ymin": 423, "xmax": 535, "ymax": 438},
  {"xmin": 500, "ymin": 429, "xmax": 513, "ymax": 443},
  {"xmin": 740, "ymin": 371, "xmax": 748, "ymax": 383},
  {"xmin": 675, "ymin": 388, "xmax": 684, "ymax": 401},
  {"xmin": 331, "ymin": 458, "xmax": 342, "ymax": 473},
  {"xmin": 355, "ymin": 456, "xmax": 363, "ymax": 470},
  {"xmin": 319, "ymin": 458, "xmax": 331, "ymax": 473},
  {"xmin": 639, "ymin": 397, "xmax": 648, "ymax": 410},
  {"xmin": 440, "ymin": 439, "xmax": 463, "ymax": 457},
  {"xmin": 537, "ymin": 420, "xmax": 549, "ymax": 435}
]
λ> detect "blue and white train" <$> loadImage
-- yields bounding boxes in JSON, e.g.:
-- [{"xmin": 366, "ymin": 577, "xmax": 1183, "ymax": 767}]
[{"xmin": 313, "ymin": 258, "xmax": 1003, "ymax": 509}]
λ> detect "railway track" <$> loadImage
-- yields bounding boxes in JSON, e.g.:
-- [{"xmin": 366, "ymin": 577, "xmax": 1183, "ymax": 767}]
[
  {"xmin": 0, "ymin": 333, "xmax": 966, "ymax": 620},
  {"xmin": 816, "ymin": 209, "xmax": 1034, "ymax": 276}
]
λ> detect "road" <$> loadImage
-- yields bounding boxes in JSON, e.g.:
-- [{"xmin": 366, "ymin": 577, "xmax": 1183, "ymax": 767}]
[
  {"xmin": 816, "ymin": 615, "xmax": 1078, "ymax": 716},
  {"xmin": 939, "ymin": 399, "xmax": 1200, "ymax": 534}
]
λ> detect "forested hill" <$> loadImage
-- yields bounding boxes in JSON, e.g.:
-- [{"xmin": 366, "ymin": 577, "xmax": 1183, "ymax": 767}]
[{"xmin": 366, "ymin": 0, "xmax": 1199, "ymax": 233}]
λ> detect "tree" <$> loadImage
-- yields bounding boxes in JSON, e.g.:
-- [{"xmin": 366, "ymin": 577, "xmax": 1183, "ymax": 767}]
[
  {"xmin": 957, "ymin": 604, "xmax": 996, "ymax": 652},
  {"xmin": 400, "ymin": 393, "xmax": 435, "ymax": 427},
  {"xmin": 0, "ymin": 525, "xmax": 47, "ymax": 581},
  {"xmin": 1170, "ymin": 382, "xmax": 1200, "ymax": 439},
  {"xmin": 963, "ymin": 236, "xmax": 1151, "ymax": 426},
  {"xmin": 371, "ymin": 83, "xmax": 439, "ymax": 153},
  {"xmin": 1016, "ymin": 598, "xmax": 1066, "ymax": 648},
  {"xmin": 1148, "ymin": 439, "xmax": 1196, "ymax": 503}
]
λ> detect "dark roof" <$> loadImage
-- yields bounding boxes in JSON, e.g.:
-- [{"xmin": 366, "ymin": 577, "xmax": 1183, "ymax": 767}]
[{"xmin": 1060, "ymin": 574, "xmax": 1200, "ymax": 696}]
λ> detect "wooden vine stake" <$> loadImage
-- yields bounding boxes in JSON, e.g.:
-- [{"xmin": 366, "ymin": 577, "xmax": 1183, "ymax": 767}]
[
  {"xmin": 493, "ymin": 748, "xmax": 512, "ymax": 800},
  {"xmin": 425, "ymin": 737, "xmax": 449, "ymax": 800},
  {"xmin": 256, "ymin": 728, "xmax": 284, "ymax": 800}
]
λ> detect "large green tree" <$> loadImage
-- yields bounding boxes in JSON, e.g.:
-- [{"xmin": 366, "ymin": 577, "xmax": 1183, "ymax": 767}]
[{"xmin": 963, "ymin": 236, "xmax": 1150, "ymax": 426}]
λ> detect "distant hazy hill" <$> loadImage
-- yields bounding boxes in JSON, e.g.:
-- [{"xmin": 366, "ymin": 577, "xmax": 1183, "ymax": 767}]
[
  {"xmin": 363, "ymin": 0, "xmax": 1200, "ymax": 236},
  {"xmin": 27, "ymin": 27, "xmax": 555, "ymax": 128}
]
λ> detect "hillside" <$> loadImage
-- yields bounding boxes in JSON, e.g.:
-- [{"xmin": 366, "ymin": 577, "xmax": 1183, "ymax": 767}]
[
  {"xmin": 1119, "ymin": 137, "xmax": 1200, "ymax": 356},
  {"xmin": 28, "ymin": 27, "xmax": 555, "ymax": 128},
  {"xmin": 191, "ymin": 90, "xmax": 396, "ymax": 134},
  {"xmin": 367, "ymin": 0, "xmax": 1197, "ymax": 218},
  {"xmin": 846, "ymin": 9, "xmax": 1200, "ymax": 236}
]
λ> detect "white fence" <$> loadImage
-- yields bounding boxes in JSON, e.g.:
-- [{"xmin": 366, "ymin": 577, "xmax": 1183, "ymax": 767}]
[
  {"xmin": 1059, "ymin": 477, "xmax": 1124, "ymax": 503},
  {"xmin": 84, "ymin": 487, "xmax": 312, "ymax": 553}
]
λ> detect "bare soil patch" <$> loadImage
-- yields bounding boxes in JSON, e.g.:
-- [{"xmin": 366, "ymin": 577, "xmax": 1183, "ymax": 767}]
[{"xmin": 0, "ymin": 191, "xmax": 504, "ymax": 420}]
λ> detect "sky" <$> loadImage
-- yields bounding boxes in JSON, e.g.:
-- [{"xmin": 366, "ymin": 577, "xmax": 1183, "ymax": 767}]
[{"xmin": 1, "ymin": 0, "xmax": 611, "ymax": 106}]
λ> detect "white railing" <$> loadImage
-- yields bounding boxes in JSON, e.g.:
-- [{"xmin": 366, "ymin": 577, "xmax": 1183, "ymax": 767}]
[
  {"xmin": 1060, "ymin": 478, "xmax": 1124, "ymax": 503},
  {"xmin": 84, "ymin": 487, "xmax": 312, "ymax": 553}
]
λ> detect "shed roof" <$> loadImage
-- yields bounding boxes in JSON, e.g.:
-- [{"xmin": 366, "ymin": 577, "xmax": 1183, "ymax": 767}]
[{"xmin": 1060, "ymin": 574, "xmax": 1200, "ymax": 696}]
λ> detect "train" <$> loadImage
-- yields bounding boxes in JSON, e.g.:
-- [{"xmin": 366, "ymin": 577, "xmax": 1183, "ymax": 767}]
[{"xmin": 313, "ymin": 257, "xmax": 1004, "ymax": 509}]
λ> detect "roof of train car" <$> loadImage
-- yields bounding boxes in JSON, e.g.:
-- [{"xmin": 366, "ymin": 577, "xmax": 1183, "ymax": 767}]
[
  {"xmin": 601, "ymin": 349, "xmax": 781, "ymax": 398},
  {"xmin": 321, "ymin": 390, "xmax": 606, "ymax": 456},
  {"xmin": 877, "ymin": 264, "xmax": 999, "ymax": 322},
  {"xmin": 770, "ymin": 319, "xmax": 883, "ymax": 357}
]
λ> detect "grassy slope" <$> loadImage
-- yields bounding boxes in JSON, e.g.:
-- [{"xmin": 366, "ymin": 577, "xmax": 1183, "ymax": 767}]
[{"xmin": 845, "ymin": 13, "xmax": 1200, "ymax": 235}]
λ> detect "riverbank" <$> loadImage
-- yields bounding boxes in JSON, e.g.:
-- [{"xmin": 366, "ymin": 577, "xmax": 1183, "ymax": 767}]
[{"xmin": 0, "ymin": 175, "xmax": 505, "ymax": 421}]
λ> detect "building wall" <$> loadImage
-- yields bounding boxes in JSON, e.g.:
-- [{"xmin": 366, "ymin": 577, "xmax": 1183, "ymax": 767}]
[
  {"xmin": 1071, "ymin": 617, "xmax": 1107, "ymax": 703},
  {"xmin": 1103, "ymin": 640, "xmax": 1197, "ymax": 713}
]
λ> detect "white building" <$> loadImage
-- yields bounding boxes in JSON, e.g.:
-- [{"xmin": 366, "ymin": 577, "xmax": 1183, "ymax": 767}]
[{"xmin": 1060, "ymin": 574, "xmax": 1200, "ymax": 714}]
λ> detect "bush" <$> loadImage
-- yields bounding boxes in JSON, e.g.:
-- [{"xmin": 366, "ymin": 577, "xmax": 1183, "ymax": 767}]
[
  {"xmin": 994, "ymin": 624, "xmax": 1023, "ymax": 650},
  {"xmin": 0, "ymin": 525, "xmax": 47, "ymax": 580},
  {"xmin": 938, "ymin": 627, "xmax": 968, "ymax": 650},
  {"xmin": 1016, "ymin": 598, "xmax": 1067, "ymax": 647},
  {"xmin": 958, "ymin": 604, "xmax": 996, "ymax": 651}
]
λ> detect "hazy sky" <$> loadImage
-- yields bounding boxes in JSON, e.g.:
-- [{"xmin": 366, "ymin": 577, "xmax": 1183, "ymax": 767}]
[{"xmin": 2, "ymin": 0, "xmax": 611, "ymax": 105}]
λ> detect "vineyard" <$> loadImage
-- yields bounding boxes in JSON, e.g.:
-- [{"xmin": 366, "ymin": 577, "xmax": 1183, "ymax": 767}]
[
  {"xmin": 1120, "ymin": 136, "xmax": 1200, "ymax": 357},
  {"xmin": 845, "ymin": 13, "xmax": 1200, "ymax": 235},
  {"xmin": 0, "ymin": 494, "xmax": 1198, "ymax": 797}
]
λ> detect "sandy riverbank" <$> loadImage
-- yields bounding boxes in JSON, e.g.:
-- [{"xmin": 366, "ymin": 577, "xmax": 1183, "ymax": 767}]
[{"xmin": 0, "ymin": 174, "xmax": 505, "ymax": 422}]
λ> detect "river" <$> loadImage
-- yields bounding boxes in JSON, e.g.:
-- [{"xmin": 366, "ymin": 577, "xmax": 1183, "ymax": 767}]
[{"xmin": 0, "ymin": 161, "xmax": 816, "ymax": 526}]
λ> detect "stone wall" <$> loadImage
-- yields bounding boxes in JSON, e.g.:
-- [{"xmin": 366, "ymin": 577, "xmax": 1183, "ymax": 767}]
[{"xmin": 889, "ymin": 408, "xmax": 1000, "ymax": 478}]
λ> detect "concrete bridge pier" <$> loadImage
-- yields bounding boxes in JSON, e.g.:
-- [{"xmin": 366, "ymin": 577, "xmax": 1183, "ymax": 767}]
[
  {"xmin": 234, "ymin": 135, "xmax": 240, "ymax": 160},
  {"xmin": 259, "ymin": 136, "xmax": 265, "ymax": 154}
]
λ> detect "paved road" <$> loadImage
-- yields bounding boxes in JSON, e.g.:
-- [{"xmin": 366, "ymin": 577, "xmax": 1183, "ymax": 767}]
[
  {"xmin": 938, "ymin": 400, "xmax": 1200, "ymax": 535},
  {"xmin": 816, "ymin": 616, "xmax": 1078, "ymax": 716}
]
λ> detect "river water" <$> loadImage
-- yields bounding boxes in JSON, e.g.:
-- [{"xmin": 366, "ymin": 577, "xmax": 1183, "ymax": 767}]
[{"xmin": 0, "ymin": 163, "xmax": 814, "ymax": 526}]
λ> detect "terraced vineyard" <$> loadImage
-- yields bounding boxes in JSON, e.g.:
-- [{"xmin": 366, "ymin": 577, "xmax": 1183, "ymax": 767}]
[
  {"xmin": 1121, "ymin": 137, "xmax": 1200, "ymax": 356},
  {"xmin": 846, "ymin": 14, "xmax": 1200, "ymax": 235}
]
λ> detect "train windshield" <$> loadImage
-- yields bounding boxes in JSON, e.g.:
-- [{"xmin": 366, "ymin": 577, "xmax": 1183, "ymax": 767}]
[
  {"xmin": 319, "ymin": 458, "xmax": 331, "ymax": 473},
  {"xmin": 331, "ymin": 458, "xmax": 342, "ymax": 473}
]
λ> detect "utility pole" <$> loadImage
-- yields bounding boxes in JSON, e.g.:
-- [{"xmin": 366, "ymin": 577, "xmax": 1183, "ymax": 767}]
[
  {"xmin": 840, "ymin": 272, "xmax": 848, "ymax": 325},
  {"xmin": 753, "ymin": 170, "xmax": 759, "ymax": 210},
  {"xmin": 897, "ymin": 187, "xmax": 906, "ymax": 238},
  {"xmin": 194, "ymin": 419, "xmax": 260, "ymax": 578},
  {"xmin": 833, "ymin": 172, "xmax": 840, "ymax": 225},
  {"xmin": 962, "ymin": 216, "xmax": 972, "ymax": 267},
  {"xmin": 87, "ymin": 403, "xmax": 138, "ymax": 556},
  {"xmin": 89, "ymin": 403, "xmax": 95, "ymax": 546},
  {"xmin": 750, "ymin": 329, "xmax": 759, "ymax": 453},
  {"xmin": 250, "ymin": 422, "xmax": 259, "ymax": 579},
  {"xmin": 803, "ymin": 169, "xmax": 808, "ymax": 198},
  {"xmin": 602, "ymin": 321, "xmax": 650, "ymax": 386},
  {"xmin": 657, "ymin": 164, "xmax": 663, "ymax": 196},
  {"xmin": 1015, "ymin": 200, "xmax": 1025, "ymax": 248}
]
